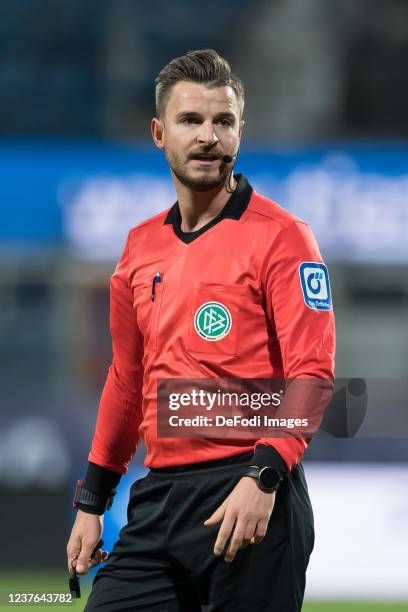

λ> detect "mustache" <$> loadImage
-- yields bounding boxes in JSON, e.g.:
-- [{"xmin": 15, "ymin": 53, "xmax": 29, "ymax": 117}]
[{"xmin": 188, "ymin": 149, "xmax": 222, "ymax": 159}]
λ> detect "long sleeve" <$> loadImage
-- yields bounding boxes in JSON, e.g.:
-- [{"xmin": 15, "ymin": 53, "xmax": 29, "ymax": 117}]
[
  {"xmin": 252, "ymin": 219, "xmax": 336, "ymax": 472},
  {"xmin": 88, "ymin": 231, "xmax": 144, "ymax": 475}
]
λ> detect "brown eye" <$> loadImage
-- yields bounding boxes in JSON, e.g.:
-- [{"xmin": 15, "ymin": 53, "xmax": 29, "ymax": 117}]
[{"xmin": 182, "ymin": 117, "xmax": 199, "ymax": 124}]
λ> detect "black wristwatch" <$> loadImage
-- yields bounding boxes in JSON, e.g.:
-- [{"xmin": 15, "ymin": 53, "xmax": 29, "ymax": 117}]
[
  {"xmin": 244, "ymin": 466, "xmax": 283, "ymax": 493},
  {"xmin": 72, "ymin": 480, "xmax": 114, "ymax": 513}
]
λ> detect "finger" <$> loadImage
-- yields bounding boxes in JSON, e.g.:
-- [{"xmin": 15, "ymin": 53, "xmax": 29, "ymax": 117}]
[
  {"xmin": 213, "ymin": 514, "xmax": 236, "ymax": 556},
  {"xmin": 251, "ymin": 518, "xmax": 269, "ymax": 544},
  {"xmin": 66, "ymin": 541, "xmax": 81, "ymax": 573},
  {"xmin": 76, "ymin": 539, "xmax": 100, "ymax": 574},
  {"xmin": 225, "ymin": 521, "xmax": 250, "ymax": 562},
  {"xmin": 238, "ymin": 521, "xmax": 256, "ymax": 550},
  {"xmin": 85, "ymin": 544, "xmax": 109, "ymax": 570},
  {"xmin": 236, "ymin": 523, "xmax": 254, "ymax": 551},
  {"xmin": 67, "ymin": 552, "xmax": 80, "ymax": 573},
  {"xmin": 204, "ymin": 500, "xmax": 227, "ymax": 526},
  {"xmin": 68, "ymin": 554, "xmax": 79, "ymax": 575}
]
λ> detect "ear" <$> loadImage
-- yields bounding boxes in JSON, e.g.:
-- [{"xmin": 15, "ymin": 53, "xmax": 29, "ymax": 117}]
[{"xmin": 151, "ymin": 117, "xmax": 165, "ymax": 150}]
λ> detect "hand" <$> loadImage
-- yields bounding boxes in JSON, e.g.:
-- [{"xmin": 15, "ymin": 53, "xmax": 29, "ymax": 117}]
[
  {"xmin": 66, "ymin": 510, "xmax": 105, "ymax": 575},
  {"xmin": 203, "ymin": 476, "xmax": 276, "ymax": 563}
]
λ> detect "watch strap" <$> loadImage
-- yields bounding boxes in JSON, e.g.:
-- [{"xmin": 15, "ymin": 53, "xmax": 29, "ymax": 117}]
[{"xmin": 73, "ymin": 480, "xmax": 114, "ymax": 513}]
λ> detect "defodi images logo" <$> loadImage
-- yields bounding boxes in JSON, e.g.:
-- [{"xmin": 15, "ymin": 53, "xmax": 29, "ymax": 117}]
[
  {"xmin": 194, "ymin": 301, "xmax": 232, "ymax": 341},
  {"xmin": 299, "ymin": 262, "xmax": 332, "ymax": 311}
]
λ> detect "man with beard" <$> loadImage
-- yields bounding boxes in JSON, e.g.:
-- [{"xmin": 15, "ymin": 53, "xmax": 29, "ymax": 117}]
[{"xmin": 67, "ymin": 49, "xmax": 335, "ymax": 612}]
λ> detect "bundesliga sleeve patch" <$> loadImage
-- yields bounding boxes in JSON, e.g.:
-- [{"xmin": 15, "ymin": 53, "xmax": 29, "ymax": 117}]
[{"xmin": 299, "ymin": 262, "xmax": 332, "ymax": 311}]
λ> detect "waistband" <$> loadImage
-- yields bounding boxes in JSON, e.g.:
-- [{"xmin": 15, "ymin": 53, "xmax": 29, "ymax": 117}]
[{"xmin": 148, "ymin": 451, "xmax": 254, "ymax": 478}]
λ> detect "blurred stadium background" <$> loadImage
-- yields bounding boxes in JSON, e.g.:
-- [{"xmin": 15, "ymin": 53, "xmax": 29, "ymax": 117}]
[{"xmin": 0, "ymin": 0, "xmax": 407, "ymax": 609}]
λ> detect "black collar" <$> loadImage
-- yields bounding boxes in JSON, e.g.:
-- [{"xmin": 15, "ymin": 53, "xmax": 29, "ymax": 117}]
[{"xmin": 164, "ymin": 174, "xmax": 253, "ymax": 244}]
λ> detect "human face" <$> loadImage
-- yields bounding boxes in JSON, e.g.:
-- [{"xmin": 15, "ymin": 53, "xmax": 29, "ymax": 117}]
[{"xmin": 151, "ymin": 81, "xmax": 243, "ymax": 192}]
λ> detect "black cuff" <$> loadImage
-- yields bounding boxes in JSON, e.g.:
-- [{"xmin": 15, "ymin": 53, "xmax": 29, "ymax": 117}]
[
  {"xmin": 83, "ymin": 462, "xmax": 122, "ymax": 497},
  {"xmin": 251, "ymin": 444, "xmax": 288, "ymax": 475},
  {"xmin": 75, "ymin": 502, "xmax": 106, "ymax": 516}
]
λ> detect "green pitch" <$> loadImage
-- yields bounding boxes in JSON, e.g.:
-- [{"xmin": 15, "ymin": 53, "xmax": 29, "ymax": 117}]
[{"xmin": 0, "ymin": 573, "xmax": 406, "ymax": 611}]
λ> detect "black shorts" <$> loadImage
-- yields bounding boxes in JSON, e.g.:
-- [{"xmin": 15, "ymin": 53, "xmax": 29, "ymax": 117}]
[{"xmin": 84, "ymin": 452, "xmax": 314, "ymax": 612}]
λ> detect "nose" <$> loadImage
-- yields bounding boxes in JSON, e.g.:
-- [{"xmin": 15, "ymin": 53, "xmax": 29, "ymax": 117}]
[{"xmin": 197, "ymin": 120, "xmax": 219, "ymax": 146}]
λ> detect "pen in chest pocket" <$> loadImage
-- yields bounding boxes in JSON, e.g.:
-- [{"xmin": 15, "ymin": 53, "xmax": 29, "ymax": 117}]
[{"xmin": 151, "ymin": 272, "xmax": 162, "ymax": 302}]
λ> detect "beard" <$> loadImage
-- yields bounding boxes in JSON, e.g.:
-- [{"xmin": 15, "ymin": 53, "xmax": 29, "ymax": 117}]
[{"xmin": 165, "ymin": 149, "xmax": 230, "ymax": 192}]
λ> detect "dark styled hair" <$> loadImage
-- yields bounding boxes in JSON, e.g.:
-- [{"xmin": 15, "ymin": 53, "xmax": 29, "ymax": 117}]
[{"xmin": 155, "ymin": 49, "xmax": 244, "ymax": 119}]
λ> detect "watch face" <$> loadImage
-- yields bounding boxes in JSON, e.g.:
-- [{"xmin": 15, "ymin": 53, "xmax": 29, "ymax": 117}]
[{"xmin": 259, "ymin": 467, "xmax": 280, "ymax": 490}]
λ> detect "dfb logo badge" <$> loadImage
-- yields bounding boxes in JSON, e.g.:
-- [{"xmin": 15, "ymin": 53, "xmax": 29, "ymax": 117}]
[{"xmin": 194, "ymin": 301, "xmax": 232, "ymax": 341}]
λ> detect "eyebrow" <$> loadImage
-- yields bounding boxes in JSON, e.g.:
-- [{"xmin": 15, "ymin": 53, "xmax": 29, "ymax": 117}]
[{"xmin": 176, "ymin": 111, "xmax": 236, "ymax": 123}]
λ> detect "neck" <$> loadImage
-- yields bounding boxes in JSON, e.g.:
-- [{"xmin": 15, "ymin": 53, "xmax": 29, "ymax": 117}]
[{"xmin": 172, "ymin": 172, "xmax": 237, "ymax": 232}]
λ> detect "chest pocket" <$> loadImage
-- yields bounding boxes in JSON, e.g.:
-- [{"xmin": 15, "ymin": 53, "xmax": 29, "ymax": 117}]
[{"xmin": 186, "ymin": 283, "xmax": 245, "ymax": 356}]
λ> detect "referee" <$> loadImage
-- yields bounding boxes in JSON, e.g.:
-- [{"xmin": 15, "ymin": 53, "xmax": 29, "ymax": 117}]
[{"xmin": 67, "ymin": 49, "xmax": 335, "ymax": 612}]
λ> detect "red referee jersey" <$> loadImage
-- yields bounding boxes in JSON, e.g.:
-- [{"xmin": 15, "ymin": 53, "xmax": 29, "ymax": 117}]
[{"xmin": 88, "ymin": 174, "xmax": 335, "ymax": 474}]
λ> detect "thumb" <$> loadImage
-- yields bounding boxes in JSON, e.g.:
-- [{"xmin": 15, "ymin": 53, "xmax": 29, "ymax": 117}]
[
  {"xmin": 203, "ymin": 501, "xmax": 227, "ymax": 526},
  {"xmin": 76, "ymin": 539, "xmax": 97, "ymax": 574}
]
